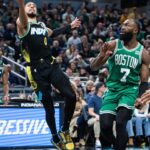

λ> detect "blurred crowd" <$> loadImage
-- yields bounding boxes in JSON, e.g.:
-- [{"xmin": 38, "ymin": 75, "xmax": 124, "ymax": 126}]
[
  {"xmin": 0, "ymin": 0, "xmax": 149, "ymax": 85},
  {"xmin": 0, "ymin": 0, "xmax": 150, "ymax": 148}
]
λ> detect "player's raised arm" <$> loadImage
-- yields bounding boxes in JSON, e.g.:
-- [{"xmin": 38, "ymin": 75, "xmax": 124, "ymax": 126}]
[
  {"xmin": 90, "ymin": 40, "xmax": 116, "ymax": 71},
  {"xmin": 47, "ymin": 17, "xmax": 81, "ymax": 37},
  {"xmin": 16, "ymin": 0, "xmax": 28, "ymax": 28}
]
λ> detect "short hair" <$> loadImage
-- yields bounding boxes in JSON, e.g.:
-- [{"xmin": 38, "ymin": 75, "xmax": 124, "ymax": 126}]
[
  {"xmin": 25, "ymin": 2, "xmax": 38, "ymax": 16},
  {"xmin": 25, "ymin": 2, "xmax": 37, "ymax": 8},
  {"xmin": 134, "ymin": 20, "xmax": 141, "ymax": 35},
  {"xmin": 95, "ymin": 82, "xmax": 104, "ymax": 94}
]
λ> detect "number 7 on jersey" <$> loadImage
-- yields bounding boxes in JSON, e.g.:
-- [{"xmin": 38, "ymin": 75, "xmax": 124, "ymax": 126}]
[{"xmin": 120, "ymin": 68, "xmax": 130, "ymax": 82}]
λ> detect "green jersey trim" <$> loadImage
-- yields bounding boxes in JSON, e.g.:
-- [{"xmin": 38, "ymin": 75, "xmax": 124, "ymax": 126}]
[
  {"xmin": 117, "ymin": 104, "xmax": 134, "ymax": 110},
  {"xmin": 19, "ymin": 23, "xmax": 31, "ymax": 39},
  {"xmin": 100, "ymin": 110, "xmax": 116, "ymax": 115},
  {"xmin": 121, "ymin": 41, "xmax": 141, "ymax": 52},
  {"xmin": 139, "ymin": 45, "xmax": 143, "ymax": 65}
]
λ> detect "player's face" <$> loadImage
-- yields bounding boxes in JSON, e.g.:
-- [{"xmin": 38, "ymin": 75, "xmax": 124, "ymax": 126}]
[
  {"xmin": 120, "ymin": 19, "xmax": 136, "ymax": 42},
  {"xmin": 25, "ymin": 2, "xmax": 37, "ymax": 18}
]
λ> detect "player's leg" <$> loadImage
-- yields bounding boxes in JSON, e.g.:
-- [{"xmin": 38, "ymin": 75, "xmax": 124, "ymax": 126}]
[
  {"xmin": 31, "ymin": 65, "xmax": 65, "ymax": 149},
  {"xmin": 100, "ymin": 114, "xmax": 116, "ymax": 148},
  {"xmin": 50, "ymin": 64, "xmax": 76, "ymax": 149},
  {"xmin": 50, "ymin": 65, "xmax": 76, "ymax": 131},
  {"xmin": 116, "ymin": 88, "xmax": 138, "ymax": 150},
  {"xmin": 100, "ymin": 89, "xmax": 118, "ymax": 148},
  {"xmin": 27, "ymin": 66, "xmax": 59, "ymax": 139},
  {"xmin": 25, "ymin": 66, "xmax": 38, "ymax": 91},
  {"xmin": 115, "ymin": 107, "xmax": 132, "ymax": 150}
]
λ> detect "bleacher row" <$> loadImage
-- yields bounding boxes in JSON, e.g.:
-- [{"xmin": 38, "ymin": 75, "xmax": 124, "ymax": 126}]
[{"xmin": 0, "ymin": 76, "xmax": 89, "ymax": 104}]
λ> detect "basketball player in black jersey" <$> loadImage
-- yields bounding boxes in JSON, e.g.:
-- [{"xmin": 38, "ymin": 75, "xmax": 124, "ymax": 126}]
[{"xmin": 16, "ymin": 1, "xmax": 81, "ymax": 149}]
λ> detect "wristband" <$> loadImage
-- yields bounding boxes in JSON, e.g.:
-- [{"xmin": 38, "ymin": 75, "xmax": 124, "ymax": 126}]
[{"xmin": 138, "ymin": 82, "xmax": 148, "ymax": 97}]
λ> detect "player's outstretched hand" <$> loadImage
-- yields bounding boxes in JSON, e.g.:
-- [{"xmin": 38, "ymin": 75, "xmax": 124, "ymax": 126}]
[
  {"xmin": 134, "ymin": 98, "xmax": 143, "ymax": 109},
  {"xmin": 100, "ymin": 42, "xmax": 113, "ymax": 57},
  {"xmin": 70, "ymin": 17, "xmax": 81, "ymax": 29},
  {"xmin": 141, "ymin": 89, "xmax": 150, "ymax": 104},
  {"xmin": 135, "ymin": 90, "xmax": 150, "ymax": 109}
]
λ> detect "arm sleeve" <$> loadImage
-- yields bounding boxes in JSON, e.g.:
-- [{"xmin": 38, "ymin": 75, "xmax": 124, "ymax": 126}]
[
  {"xmin": 51, "ymin": 24, "xmax": 71, "ymax": 37},
  {"xmin": 138, "ymin": 82, "xmax": 149, "ymax": 97}
]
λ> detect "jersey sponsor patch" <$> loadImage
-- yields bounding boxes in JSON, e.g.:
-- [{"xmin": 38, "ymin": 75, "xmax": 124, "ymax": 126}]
[{"xmin": 135, "ymin": 51, "xmax": 140, "ymax": 55}]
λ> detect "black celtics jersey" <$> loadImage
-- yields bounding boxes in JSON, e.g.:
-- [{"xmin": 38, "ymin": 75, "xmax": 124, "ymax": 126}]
[{"xmin": 19, "ymin": 22, "xmax": 51, "ymax": 62}]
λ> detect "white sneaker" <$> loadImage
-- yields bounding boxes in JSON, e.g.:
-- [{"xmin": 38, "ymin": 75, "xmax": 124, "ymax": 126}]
[{"xmin": 95, "ymin": 139, "xmax": 101, "ymax": 148}]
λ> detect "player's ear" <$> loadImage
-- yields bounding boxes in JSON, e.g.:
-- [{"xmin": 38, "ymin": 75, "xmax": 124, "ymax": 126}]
[{"xmin": 133, "ymin": 27, "xmax": 138, "ymax": 34}]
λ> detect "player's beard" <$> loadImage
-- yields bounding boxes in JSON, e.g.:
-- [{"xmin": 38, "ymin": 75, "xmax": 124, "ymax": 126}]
[
  {"xmin": 119, "ymin": 32, "xmax": 133, "ymax": 43},
  {"xmin": 27, "ymin": 13, "xmax": 37, "ymax": 18}
]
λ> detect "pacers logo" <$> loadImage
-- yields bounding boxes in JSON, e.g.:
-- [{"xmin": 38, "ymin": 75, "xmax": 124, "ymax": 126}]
[{"xmin": 44, "ymin": 37, "xmax": 47, "ymax": 46}]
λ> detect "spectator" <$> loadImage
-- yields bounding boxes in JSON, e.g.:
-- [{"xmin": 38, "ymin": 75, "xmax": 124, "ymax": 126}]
[
  {"xmin": 88, "ymin": 82, "xmax": 105, "ymax": 147},
  {"xmin": 0, "ymin": 48, "xmax": 10, "ymax": 105},
  {"xmin": 126, "ymin": 120, "xmax": 134, "ymax": 146},
  {"xmin": 62, "ymin": 5, "xmax": 75, "ymax": 22},
  {"xmin": 68, "ymin": 60, "xmax": 79, "ymax": 76},
  {"xmin": 67, "ymin": 30, "xmax": 82, "ymax": 50},
  {"xmin": 144, "ymin": 105, "xmax": 150, "ymax": 147},
  {"xmin": 51, "ymin": 40, "xmax": 62, "ymax": 57},
  {"xmin": 134, "ymin": 103, "xmax": 149, "ymax": 147},
  {"xmin": 84, "ymin": 80, "xmax": 95, "ymax": 102},
  {"xmin": 65, "ymin": 44, "xmax": 79, "ymax": 60},
  {"xmin": 69, "ymin": 82, "xmax": 87, "ymax": 147},
  {"xmin": 126, "ymin": 104, "xmax": 149, "ymax": 147},
  {"xmin": 73, "ymin": 77, "xmax": 84, "ymax": 97}
]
